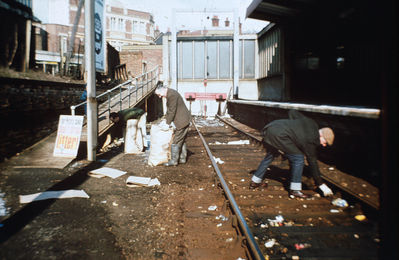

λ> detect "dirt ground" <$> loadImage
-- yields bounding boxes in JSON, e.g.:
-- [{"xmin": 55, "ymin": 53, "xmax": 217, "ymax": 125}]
[
  {"xmin": 0, "ymin": 123, "xmax": 247, "ymax": 259},
  {"xmin": 0, "ymin": 67, "xmax": 84, "ymax": 84}
]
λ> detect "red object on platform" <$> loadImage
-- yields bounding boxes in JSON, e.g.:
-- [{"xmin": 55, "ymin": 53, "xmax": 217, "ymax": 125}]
[{"xmin": 184, "ymin": 92, "xmax": 226, "ymax": 101}]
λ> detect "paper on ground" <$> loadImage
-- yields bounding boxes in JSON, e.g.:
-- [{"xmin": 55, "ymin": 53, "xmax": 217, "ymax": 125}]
[
  {"xmin": 227, "ymin": 140, "xmax": 250, "ymax": 145},
  {"xmin": 213, "ymin": 157, "xmax": 225, "ymax": 164},
  {"xmin": 126, "ymin": 176, "xmax": 160, "ymax": 187},
  {"xmin": 209, "ymin": 140, "xmax": 249, "ymax": 145},
  {"xmin": 148, "ymin": 178, "xmax": 161, "ymax": 186},
  {"xmin": 20, "ymin": 190, "xmax": 89, "ymax": 204},
  {"xmin": 89, "ymin": 167, "xmax": 127, "ymax": 179}
]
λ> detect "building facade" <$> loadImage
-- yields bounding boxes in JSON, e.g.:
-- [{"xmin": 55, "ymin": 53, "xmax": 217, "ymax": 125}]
[
  {"xmin": 163, "ymin": 13, "xmax": 258, "ymax": 116},
  {"xmin": 32, "ymin": 0, "xmax": 156, "ymax": 74},
  {"xmin": 106, "ymin": 0, "xmax": 155, "ymax": 51}
]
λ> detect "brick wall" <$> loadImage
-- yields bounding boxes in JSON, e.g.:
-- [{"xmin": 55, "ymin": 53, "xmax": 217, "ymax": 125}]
[
  {"xmin": 120, "ymin": 46, "xmax": 162, "ymax": 77},
  {"xmin": 0, "ymin": 78, "xmax": 86, "ymax": 115},
  {"xmin": 120, "ymin": 51, "xmax": 143, "ymax": 78}
]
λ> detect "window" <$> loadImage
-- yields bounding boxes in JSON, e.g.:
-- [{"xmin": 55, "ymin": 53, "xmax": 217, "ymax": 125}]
[
  {"xmin": 239, "ymin": 39, "xmax": 255, "ymax": 79},
  {"xmin": 219, "ymin": 41, "xmax": 230, "ymax": 79},
  {"xmin": 207, "ymin": 41, "xmax": 217, "ymax": 79},
  {"xmin": 118, "ymin": 18, "xmax": 124, "ymax": 31},
  {"xmin": 194, "ymin": 41, "xmax": 205, "ymax": 79},
  {"xmin": 110, "ymin": 17, "xmax": 116, "ymax": 30},
  {"xmin": 181, "ymin": 42, "xmax": 192, "ymax": 79},
  {"xmin": 140, "ymin": 22, "xmax": 145, "ymax": 34},
  {"xmin": 176, "ymin": 39, "xmax": 254, "ymax": 80},
  {"xmin": 244, "ymin": 40, "xmax": 255, "ymax": 78}
]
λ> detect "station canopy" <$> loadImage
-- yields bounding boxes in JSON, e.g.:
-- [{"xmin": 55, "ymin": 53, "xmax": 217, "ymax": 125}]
[{"xmin": 246, "ymin": 0, "xmax": 317, "ymax": 23}]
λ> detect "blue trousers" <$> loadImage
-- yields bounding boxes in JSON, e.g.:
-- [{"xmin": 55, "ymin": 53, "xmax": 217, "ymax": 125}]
[{"xmin": 252, "ymin": 152, "xmax": 304, "ymax": 189}]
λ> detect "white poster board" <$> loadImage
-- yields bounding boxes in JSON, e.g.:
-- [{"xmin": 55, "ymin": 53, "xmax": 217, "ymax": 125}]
[
  {"xmin": 53, "ymin": 115, "xmax": 84, "ymax": 158},
  {"xmin": 95, "ymin": 0, "xmax": 105, "ymax": 72}
]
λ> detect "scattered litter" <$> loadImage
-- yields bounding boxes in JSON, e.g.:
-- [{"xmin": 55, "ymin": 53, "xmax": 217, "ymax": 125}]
[
  {"xmin": 112, "ymin": 202, "xmax": 118, "ymax": 206},
  {"xmin": 216, "ymin": 214, "xmax": 228, "ymax": 221},
  {"xmin": 101, "ymin": 200, "xmax": 107, "ymax": 204},
  {"xmin": 148, "ymin": 178, "xmax": 161, "ymax": 186},
  {"xmin": 208, "ymin": 205, "xmax": 217, "ymax": 211},
  {"xmin": 330, "ymin": 209, "xmax": 340, "ymax": 213},
  {"xmin": 331, "ymin": 198, "xmax": 348, "ymax": 207},
  {"xmin": 292, "ymin": 256, "xmax": 300, "ymax": 260},
  {"xmin": 19, "ymin": 190, "xmax": 89, "ymax": 204},
  {"xmin": 295, "ymin": 243, "xmax": 311, "ymax": 250},
  {"xmin": 209, "ymin": 140, "xmax": 250, "ymax": 145},
  {"xmin": 216, "ymin": 223, "xmax": 222, "ymax": 227},
  {"xmin": 126, "ymin": 176, "xmax": 150, "ymax": 186},
  {"xmin": 227, "ymin": 140, "xmax": 250, "ymax": 145},
  {"xmin": 268, "ymin": 215, "xmax": 284, "ymax": 227},
  {"xmin": 89, "ymin": 167, "xmax": 126, "ymax": 179},
  {"xmin": 285, "ymin": 220, "xmax": 295, "ymax": 227},
  {"xmin": 236, "ymin": 258, "xmax": 246, "ymax": 260},
  {"xmin": 355, "ymin": 214, "xmax": 367, "ymax": 221},
  {"xmin": 226, "ymin": 237, "xmax": 234, "ymax": 242},
  {"xmin": 264, "ymin": 238, "xmax": 276, "ymax": 248},
  {"xmin": 199, "ymin": 188, "xmax": 204, "ymax": 191},
  {"xmin": 126, "ymin": 176, "xmax": 160, "ymax": 187},
  {"xmin": 260, "ymin": 224, "xmax": 268, "ymax": 228},
  {"xmin": 213, "ymin": 157, "xmax": 225, "ymax": 164},
  {"xmin": 241, "ymin": 179, "xmax": 245, "ymax": 182},
  {"xmin": 328, "ymin": 167, "xmax": 334, "ymax": 170}
]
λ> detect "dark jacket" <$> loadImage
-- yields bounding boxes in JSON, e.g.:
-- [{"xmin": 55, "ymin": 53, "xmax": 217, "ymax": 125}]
[
  {"xmin": 262, "ymin": 110, "xmax": 323, "ymax": 185},
  {"xmin": 118, "ymin": 107, "xmax": 145, "ymax": 125},
  {"xmin": 112, "ymin": 107, "xmax": 145, "ymax": 138},
  {"xmin": 165, "ymin": 88, "xmax": 191, "ymax": 129}
]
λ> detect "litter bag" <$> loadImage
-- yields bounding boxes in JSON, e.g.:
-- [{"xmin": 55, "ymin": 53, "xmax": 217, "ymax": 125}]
[
  {"xmin": 124, "ymin": 113, "xmax": 147, "ymax": 154},
  {"xmin": 147, "ymin": 123, "xmax": 173, "ymax": 166}
]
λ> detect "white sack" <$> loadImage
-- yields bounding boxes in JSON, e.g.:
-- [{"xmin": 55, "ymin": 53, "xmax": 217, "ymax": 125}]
[
  {"xmin": 147, "ymin": 123, "xmax": 173, "ymax": 166},
  {"xmin": 125, "ymin": 113, "xmax": 147, "ymax": 154}
]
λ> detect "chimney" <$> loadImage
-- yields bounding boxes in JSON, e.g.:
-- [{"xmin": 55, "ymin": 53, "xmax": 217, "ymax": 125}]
[
  {"xmin": 225, "ymin": 18, "xmax": 230, "ymax": 27},
  {"xmin": 212, "ymin": 15, "xmax": 219, "ymax": 27}
]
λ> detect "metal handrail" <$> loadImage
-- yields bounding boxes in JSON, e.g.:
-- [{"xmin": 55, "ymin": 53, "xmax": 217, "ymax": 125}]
[{"xmin": 70, "ymin": 66, "xmax": 159, "ymax": 118}]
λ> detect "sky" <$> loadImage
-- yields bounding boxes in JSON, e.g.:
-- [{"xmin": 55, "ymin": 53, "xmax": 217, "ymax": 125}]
[{"xmin": 113, "ymin": 0, "xmax": 269, "ymax": 33}]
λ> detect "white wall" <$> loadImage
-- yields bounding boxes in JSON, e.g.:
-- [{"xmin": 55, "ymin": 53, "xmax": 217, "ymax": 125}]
[{"xmin": 238, "ymin": 80, "xmax": 258, "ymax": 100}]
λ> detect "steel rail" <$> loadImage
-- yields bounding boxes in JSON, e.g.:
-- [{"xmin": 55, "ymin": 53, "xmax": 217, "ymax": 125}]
[
  {"xmin": 192, "ymin": 120, "xmax": 265, "ymax": 260},
  {"xmin": 216, "ymin": 114, "xmax": 379, "ymax": 210}
]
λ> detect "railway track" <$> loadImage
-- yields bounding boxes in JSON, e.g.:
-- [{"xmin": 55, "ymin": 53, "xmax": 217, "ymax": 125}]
[{"xmin": 191, "ymin": 116, "xmax": 379, "ymax": 260}]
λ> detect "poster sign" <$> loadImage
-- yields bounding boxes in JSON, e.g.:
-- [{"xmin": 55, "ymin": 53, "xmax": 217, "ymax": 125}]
[
  {"xmin": 95, "ymin": 0, "xmax": 105, "ymax": 72},
  {"xmin": 53, "ymin": 115, "xmax": 84, "ymax": 158}
]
